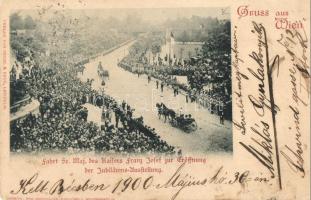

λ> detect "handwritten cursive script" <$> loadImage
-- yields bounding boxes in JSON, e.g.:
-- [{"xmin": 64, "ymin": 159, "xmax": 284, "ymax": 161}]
[
  {"xmin": 10, "ymin": 163, "xmax": 270, "ymax": 200},
  {"xmin": 239, "ymin": 21, "xmax": 282, "ymax": 189},
  {"xmin": 278, "ymin": 27, "xmax": 310, "ymax": 178},
  {"xmin": 232, "ymin": 25, "xmax": 249, "ymax": 135}
]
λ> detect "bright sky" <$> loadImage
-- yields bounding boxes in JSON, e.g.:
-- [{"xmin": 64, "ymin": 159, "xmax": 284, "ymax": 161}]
[{"xmin": 17, "ymin": 7, "xmax": 230, "ymax": 24}]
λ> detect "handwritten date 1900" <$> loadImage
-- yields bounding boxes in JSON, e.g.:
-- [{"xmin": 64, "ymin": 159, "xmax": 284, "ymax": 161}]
[{"xmin": 10, "ymin": 163, "xmax": 270, "ymax": 200}]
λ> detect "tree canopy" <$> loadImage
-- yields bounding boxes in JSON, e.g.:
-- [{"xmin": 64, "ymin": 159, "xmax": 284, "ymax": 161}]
[{"xmin": 10, "ymin": 13, "xmax": 36, "ymax": 30}]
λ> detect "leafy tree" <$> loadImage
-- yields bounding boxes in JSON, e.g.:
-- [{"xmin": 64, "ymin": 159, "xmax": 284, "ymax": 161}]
[
  {"xmin": 24, "ymin": 16, "xmax": 36, "ymax": 29},
  {"xmin": 11, "ymin": 37, "xmax": 30, "ymax": 61},
  {"xmin": 200, "ymin": 20, "xmax": 231, "ymax": 96},
  {"xmin": 10, "ymin": 13, "xmax": 24, "ymax": 30},
  {"xmin": 202, "ymin": 21, "xmax": 231, "ymax": 56}
]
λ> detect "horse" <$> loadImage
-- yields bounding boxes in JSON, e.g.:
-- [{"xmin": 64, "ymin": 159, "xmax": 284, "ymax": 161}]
[
  {"xmin": 156, "ymin": 103, "xmax": 176, "ymax": 123},
  {"xmin": 166, "ymin": 108, "xmax": 176, "ymax": 120},
  {"xmin": 156, "ymin": 103, "xmax": 163, "ymax": 119}
]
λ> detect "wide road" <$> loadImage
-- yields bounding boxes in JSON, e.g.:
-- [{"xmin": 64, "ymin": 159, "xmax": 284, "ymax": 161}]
[{"xmin": 80, "ymin": 41, "xmax": 232, "ymax": 154}]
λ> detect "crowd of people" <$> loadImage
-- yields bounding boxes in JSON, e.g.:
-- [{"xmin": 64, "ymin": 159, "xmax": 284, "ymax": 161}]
[
  {"xmin": 98, "ymin": 97, "xmax": 174, "ymax": 153},
  {"xmin": 10, "ymin": 47, "xmax": 175, "ymax": 154},
  {"xmin": 118, "ymin": 51, "xmax": 232, "ymax": 120}
]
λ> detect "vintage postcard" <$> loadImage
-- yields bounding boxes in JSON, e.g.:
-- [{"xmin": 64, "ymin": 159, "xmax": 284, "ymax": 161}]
[{"xmin": 0, "ymin": 0, "xmax": 309, "ymax": 199}]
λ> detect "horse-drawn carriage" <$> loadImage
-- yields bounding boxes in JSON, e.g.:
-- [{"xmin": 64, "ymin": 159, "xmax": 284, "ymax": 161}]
[
  {"xmin": 156, "ymin": 103, "xmax": 197, "ymax": 133},
  {"xmin": 97, "ymin": 62, "xmax": 109, "ymax": 79}
]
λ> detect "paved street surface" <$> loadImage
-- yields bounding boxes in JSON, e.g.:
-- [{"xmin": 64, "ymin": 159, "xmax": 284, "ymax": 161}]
[{"xmin": 79, "ymin": 42, "xmax": 232, "ymax": 154}]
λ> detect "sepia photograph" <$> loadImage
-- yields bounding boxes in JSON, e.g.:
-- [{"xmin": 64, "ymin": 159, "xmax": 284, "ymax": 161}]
[{"xmin": 9, "ymin": 7, "xmax": 232, "ymax": 155}]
